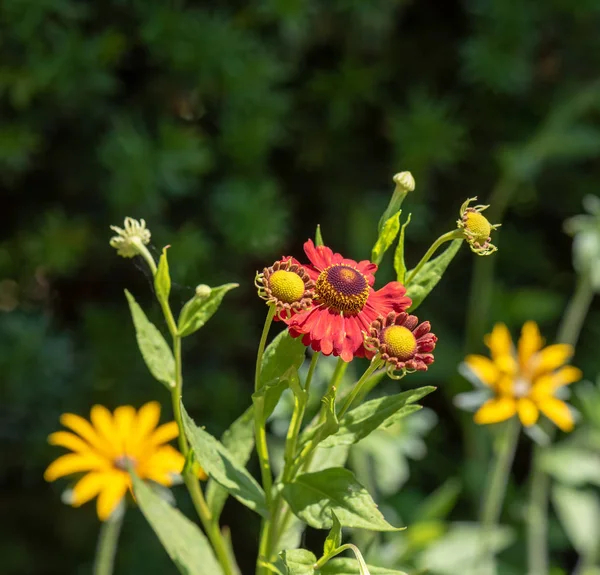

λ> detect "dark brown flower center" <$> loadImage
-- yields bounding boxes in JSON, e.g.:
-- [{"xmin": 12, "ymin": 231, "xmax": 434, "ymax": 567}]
[{"xmin": 315, "ymin": 264, "xmax": 369, "ymax": 314}]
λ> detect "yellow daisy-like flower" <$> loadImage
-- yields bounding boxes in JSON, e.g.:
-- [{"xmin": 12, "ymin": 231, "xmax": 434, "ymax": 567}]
[
  {"xmin": 44, "ymin": 402, "xmax": 203, "ymax": 521},
  {"xmin": 465, "ymin": 322, "xmax": 581, "ymax": 431}
]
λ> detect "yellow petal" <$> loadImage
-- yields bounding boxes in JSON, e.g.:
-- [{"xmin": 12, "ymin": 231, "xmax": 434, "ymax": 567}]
[
  {"xmin": 90, "ymin": 405, "xmax": 119, "ymax": 457},
  {"xmin": 485, "ymin": 323, "xmax": 513, "ymax": 360},
  {"xmin": 465, "ymin": 355, "xmax": 499, "ymax": 386},
  {"xmin": 48, "ymin": 431, "xmax": 94, "ymax": 454},
  {"xmin": 518, "ymin": 321, "xmax": 543, "ymax": 370},
  {"xmin": 72, "ymin": 471, "xmax": 110, "ymax": 506},
  {"xmin": 44, "ymin": 452, "xmax": 109, "ymax": 482},
  {"xmin": 60, "ymin": 413, "xmax": 113, "ymax": 458},
  {"xmin": 538, "ymin": 397, "xmax": 574, "ymax": 432},
  {"xmin": 496, "ymin": 375, "xmax": 516, "ymax": 395},
  {"xmin": 96, "ymin": 474, "xmax": 129, "ymax": 521},
  {"xmin": 474, "ymin": 396, "xmax": 517, "ymax": 425},
  {"xmin": 132, "ymin": 401, "xmax": 161, "ymax": 447},
  {"xmin": 495, "ymin": 354, "xmax": 518, "ymax": 376},
  {"xmin": 533, "ymin": 344, "xmax": 574, "ymax": 377},
  {"xmin": 552, "ymin": 366, "xmax": 582, "ymax": 387},
  {"xmin": 148, "ymin": 421, "xmax": 179, "ymax": 446},
  {"xmin": 517, "ymin": 397, "xmax": 539, "ymax": 427},
  {"xmin": 532, "ymin": 366, "xmax": 583, "ymax": 400},
  {"xmin": 114, "ymin": 405, "xmax": 136, "ymax": 453}
]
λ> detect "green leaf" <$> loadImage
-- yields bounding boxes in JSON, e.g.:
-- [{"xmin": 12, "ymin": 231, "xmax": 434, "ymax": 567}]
[
  {"xmin": 282, "ymin": 467, "xmax": 402, "ymax": 531},
  {"xmin": 541, "ymin": 446, "xmax": 600, "ymax": 487},
  {"xmin": 178, "ymin": 283, "xmax": 238, "ymax": 337},
  {"xmin": 371, "ymin": 212, "xmax": 401, "ymax": 266},
  {"xmin": 393, "ymin": 213, "xmax": 412, "ymax": 284},
  {"xmin": 300, "ymin": 387, "xmax": 340, "ymax": 449},
  {"xmin": 206, "ymin": 406, "xmax": 255, "ymax": 519},
  {"xmin": 182, "ymin": 406, "xmax": 268, "ymax": 518},
  {"xmin": 155, "ymin": 246, "xmax": 171, "ymax": 305},
  {"xmin": 319, "ymin": 559, "xmax": 408, "ymax": 575},
  {"xmin": 552, "ymin": 485, "xmax": 600, "ymax": 556},
  {"xmin": 316, "ymin": 224, "xmax": 324, "ymax": 247},
  {"xmin": 253, "ymin": 366, "xmax": 299, "ymax": 423},
  {"xmin": 125, "ymin": 290, "xmax": 175, "ymax": 389},
  {"xmin": 259, "ymin": 330, "xmax": 306, "ymax": 390},
  {"xmin": 323, "ymin": 511, "xmax": 342, "ymax": 557},
  {"xmin": 416, "ymin": 477, "xmax": 462, "ymax": 521},
  {"xmin": 131, "ymin": 473, "xmax": 223, "ymax": 575},
  {"xmin": 406, "ymin": 239, "xmax": 463, "ymax": 312},
  {"xmin": 321, "ymin": 386, "xmax": 435, "ymax": 447},
  {"xmin": 281, "ymin": 549, "xmax": 317, "ymax": 575}
]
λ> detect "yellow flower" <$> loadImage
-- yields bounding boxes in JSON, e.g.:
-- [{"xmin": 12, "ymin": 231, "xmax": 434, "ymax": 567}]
[
  {"xmin": 465, "ymin": 322, "xmax": 581, "ymax": 431},
  {"xmin": 44, "ymin": 402, "xmax": 204, "ymax": 521}
]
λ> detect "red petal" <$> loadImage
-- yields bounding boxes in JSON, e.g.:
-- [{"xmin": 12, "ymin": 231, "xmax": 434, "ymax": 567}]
[
  {"xmin": 303, "ymin": 239, "xmax": 333, "ymax": 272},
  {"xmin": 413, "ymin": 322, "xmax": 431, "ymax": 339},
  {"xmin": 368, "ymin": 282, "xmax": 412, "ymax": 314},
  {"xmin": 355, "ymin": 260, "xmax": 378, "ymax": 286},
  {"xmin": 403, "ymin": 314, "xmax": 419, "ymax": 330}
]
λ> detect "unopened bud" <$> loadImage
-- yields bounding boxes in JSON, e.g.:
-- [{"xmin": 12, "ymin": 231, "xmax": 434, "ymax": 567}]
[
  {"xmin": 393, "ymin": 171, "xmax": 415, "ymax": 192},
  {"xmin": 195, "ymin": 284, "xmax": 212, "ymax": 298}
]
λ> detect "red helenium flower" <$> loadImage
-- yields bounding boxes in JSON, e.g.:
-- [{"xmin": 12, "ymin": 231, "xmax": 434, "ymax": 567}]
[{"xmin": 286, "ymin": 240, "xmax": 412, "ymax": 362}]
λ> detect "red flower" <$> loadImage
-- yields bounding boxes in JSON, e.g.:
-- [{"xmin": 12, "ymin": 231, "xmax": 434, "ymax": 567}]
[
  {"xmin": 286, "ymin": 240, "xmax": 412, "ymax": 362},
  {"xmin": 365, "ymin": 311, "xmax": 437, "ymax": 376}
]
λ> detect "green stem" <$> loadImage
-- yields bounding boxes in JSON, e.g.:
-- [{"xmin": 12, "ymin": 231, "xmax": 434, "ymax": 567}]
[
  {"xmin": 527, "ymin": 275, "xmax": 594, "ymax": 575},
  {"xmin": 337, "ymin": 359, "xmax": 382, "ymax": 419},
  {"xmin": 480, "ymin": 417, "xmax": 520, "ymax": 564},
  {"xmin": 136, "ymin": 241, "xmax": 158, "ymax": 276},
  {"xmin": 255, "ymin": 305, "xmax": 277, "ymax": 391},
  {"xmin": 405, "ymin": 229, "xmax": 463, "ymax": 284},
  {"xmin": 93, "ymin": 511, "xmax": 124, "ymax": 575}
]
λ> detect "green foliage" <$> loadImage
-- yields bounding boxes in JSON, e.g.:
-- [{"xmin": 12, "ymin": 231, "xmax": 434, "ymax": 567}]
[
  {"xmin": 258, "ymin": 331, "xmax": 307, "ymax": 390},
  {"xmin": 125, "ymin": 290, "xmax": 175, "ymax": 389},
  {"xmin": 282, "ymin": 468, "xmax": 402, "ymax": 531},
  {"xmin": 182, "ymin": 406, "xmax": 268, "ymax": 517},
  {"xmin": 155, "ymin": 247, "xmax": 172, "ymax": 306},
  {"xmin": 323, "ymin": 511, "xmax": 342, "ymax": 557},
  {"xmin": 371, "ymin": 212, "xmax": 401, "ymax": 266},
  {"xmin": 131, "ymin": 473, "xmax": 223, "ymax": 575}
]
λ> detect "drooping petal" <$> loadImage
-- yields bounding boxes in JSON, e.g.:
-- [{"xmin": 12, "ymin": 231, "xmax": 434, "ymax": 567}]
[
  {"xmin": 484, "ymin": 323, "xmax": 513, "ymax": 360},
  {"xmin": 303, "ymin": 239, "xmax": 333, "ymax": 272},
  {"xmin": 48, "ymin": 431, "xmax": 94, "ymax": 454},
  {"xmin": 474, "ymin": 396, "xmax": 517, "ymax": 425},
  {"xmin": 533, "ymin": 344, "xmax": 574, "ymax": 377},
  {"xmin": 96, "ymin": 474, "xmax": 129, "ymax": 521},
  {"xmin": 517, "ymin": 397, "xmax": 539, "ymax": 427},
  {"xmin": 464, "ymin": 355, "xmax": 499, "ymax": 387},
  {"xmin": 538, "ymin": 397, "xmax": 574, "ymax": 432},
  {"xmin": 60, "ymin": 413, "xmax": 114, "ymax": 458},
  {"xmin": 518, "ymin": 321, "xmax": 544, "ymax": 370},
  {"xmin": 44, "ymin": 452, "xmax": 109, "ymax": 482},
  {"xmin": 71, "ymin": 471, "xmax": 112, "ymax": 507}
]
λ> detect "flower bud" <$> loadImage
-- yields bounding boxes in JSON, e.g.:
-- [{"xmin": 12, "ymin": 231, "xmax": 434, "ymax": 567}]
[
  {"xmin": 195, "ymin": 284, "xmax": 212, "ymax": 298},
  {"xmin": 393, "ymin": 171, "xmax": 415, "ymax": 193}
]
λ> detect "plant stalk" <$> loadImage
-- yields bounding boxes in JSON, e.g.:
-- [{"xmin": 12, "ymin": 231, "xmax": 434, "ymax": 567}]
[
  {"xmin": 93, "ymin": 510, "xmax": 124, "ymax": 575},
  {"xmin": 405, "ymin": 229, "xmax": 463, "ymax": 284}
]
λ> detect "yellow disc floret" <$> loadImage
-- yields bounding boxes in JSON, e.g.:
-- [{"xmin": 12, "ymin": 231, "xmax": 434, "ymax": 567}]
[
  {"xmin": 383, "ymin": 325, "xmax": 417, "ymax": 361},
  {"xmin": 465, "ymin": 212, "xmax": 492, "ymax": 244},
  {"xmin": 268, "ymin": 270, "xmax": 306, "ymax": 304}
]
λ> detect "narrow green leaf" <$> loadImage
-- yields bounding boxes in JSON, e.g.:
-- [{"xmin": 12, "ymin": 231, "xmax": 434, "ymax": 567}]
[
  {"xmin": 253, "ymin": 367, "xmax": 299, "ymax": 423},
  {"xmin": 406, "ymin": 239, "xmax": 463, "ymax": 312},
  {"xmin": 316, "ymin": 225, "xmax": 324, "ymax": 247},
  {"xmin": 178, "ymin": 283, "xmax": 238, "ymax": 337},
  {"xmin": 416, "ymin": 477, "xmax": 461, "ymax": 521},
  {"xmin": 259, "ymin": 330, "xmax": 306, "ymax": 390},
  {"xmin": 206, "ymin": 406, "xmax": 255, "ymax": 519},
  {"xmin": 320, "ymin": 559, "xmax": 408, "ymax": 575},
  {"xmin": 182, "ymin": 406, "xmax": 268, "ymax": 518},
  {"xmin": 323, "ymin": 511, "xmax": 342, "ymax": 556},
  {"xmin": 125, "ymin": 290, "xmax": 175, "ymax": 389},
  {"xmin": 371, "ymin": 212, "xmax": 401, "ymax": 266},
  {"xmin": 155, "ymin": 246, "xmax": 171, "ymax": 305},
  {"xmin": 281, "ymin": 549, "xmax": 317, "ymax": 575},
  {"xmin": 282, "ymin": 467, "xmax": 403, "ymax": 531},
  {"xmin": 299, "ymin": 387, "xmax": 339, "ymax": 449},
  {"xmin": 321, "ymin": 387, "xmax": 435, "ymax": 447},
  {"xmin": 393, "ymin": 213, "xmax": 412, "ymax": 284},
  {"xmin": 131, "ymin": 473, "xmax": 223, "ymax": 575}
]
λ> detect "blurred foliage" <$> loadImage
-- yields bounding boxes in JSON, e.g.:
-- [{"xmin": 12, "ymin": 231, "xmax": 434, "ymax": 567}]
[{"xmin": 1, "ymin": 0, "xmax": 600, "ymax": 574}]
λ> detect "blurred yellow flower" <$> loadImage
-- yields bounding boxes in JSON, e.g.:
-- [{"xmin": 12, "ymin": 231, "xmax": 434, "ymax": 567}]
[
  {"xmin": 44, "ymin": 401, "xmax": 205, "ymax": 521},
  {"xmin": 466, "ymin": 322, "xmax": 581, "ymax": 431}
]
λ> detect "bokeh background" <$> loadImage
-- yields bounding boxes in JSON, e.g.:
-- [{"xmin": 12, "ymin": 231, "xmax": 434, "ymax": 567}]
[{"xmin": 2, "ymin": 0, "xmax": 600, "ymax": 573}]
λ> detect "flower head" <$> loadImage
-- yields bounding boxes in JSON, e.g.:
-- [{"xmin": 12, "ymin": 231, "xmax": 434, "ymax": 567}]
[
  {"xmin": 457, "ymin": 198, "xmax": 500, "ymax": 256},
  {"xmin": 44, "ymin": 402, "xmax": 205, "ymax": 521},
  {"xmin": 365, "ymin": 311, "xmax": 437, "ymax": 378},
  {"xmin": 464, "ymin": 322, "xmax": 581, "ymax": 431},
  {"xmin": 109, "ymin": 217, "xmax": 151, "ymax": 258},
  {"xmin": 255, "ymin": 257, "xmax": 315, "ymax": 320},
  {"xmin": 287, "ymin": 240, "xmax": 412, "ymax": 362}
]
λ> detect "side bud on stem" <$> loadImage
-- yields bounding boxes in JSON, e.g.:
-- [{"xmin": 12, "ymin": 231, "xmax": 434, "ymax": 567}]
[{"xmin": 457, "ymin": 198, "xmax": 501, "ymax": 256}]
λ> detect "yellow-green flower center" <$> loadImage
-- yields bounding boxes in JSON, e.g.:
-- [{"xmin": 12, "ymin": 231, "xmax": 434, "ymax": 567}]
[
  {"xmin": 114, "ymin": 454, "xmax": 137, "ymax": 471},
  {"xmin": 315, "ymin": 264, "xmax": 369, "ymax": 314},
  {"xmin": 465, "ymin": 212, "xmax": 491, "ymax": 243},
  {"xmin": 383, "ymin": 325, "xmax": 417, "ymax": 360},
  {"xmin": 268, "ymin": 270, "xmax": 306, "ymax": 304}
]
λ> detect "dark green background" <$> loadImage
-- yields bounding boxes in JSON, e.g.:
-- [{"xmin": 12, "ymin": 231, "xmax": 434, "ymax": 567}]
[{"xmin": 2, "ymin": 0, "xmax": 600, "ymax": 573}]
